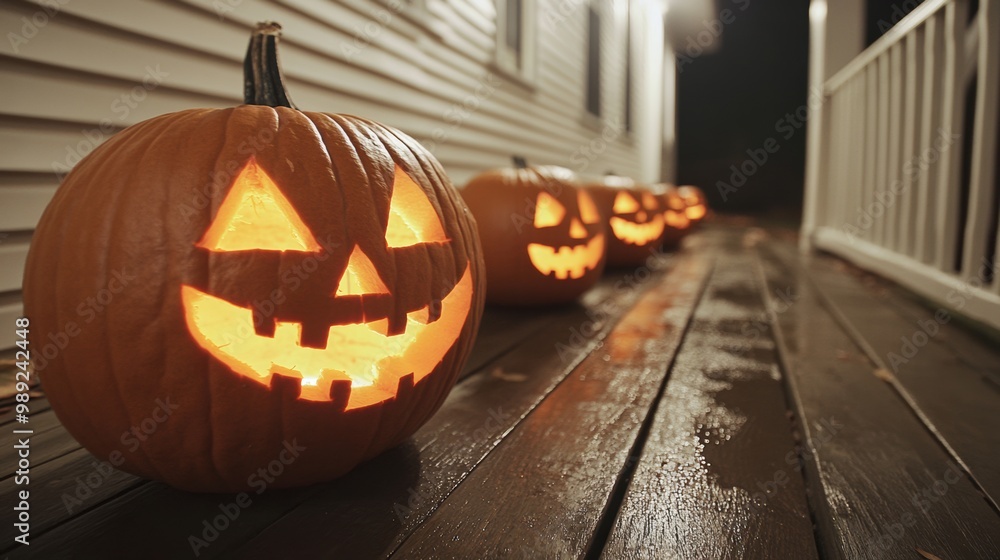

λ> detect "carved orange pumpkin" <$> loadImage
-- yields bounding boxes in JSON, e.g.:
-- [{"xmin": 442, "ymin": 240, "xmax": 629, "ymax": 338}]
[
  {"xmin": 678, "ymin": 185, "xmax": 708, "ymax": 224},
  {"xmin": 658, "ymin": 184, "xmax": 692, "ymax": 248},
  {"xmin": 586, "ymin": 175, "xmax": 665, "ymax": 267},
  {"xmin": 22, "ymin": 23, "xmax": 484, "ymax": 492},
  {"xmin": 462, "ymin": 159, "xmax": 606, "ymax": 306}
]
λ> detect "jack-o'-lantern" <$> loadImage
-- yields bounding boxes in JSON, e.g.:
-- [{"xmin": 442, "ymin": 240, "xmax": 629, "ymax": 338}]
[
  {"xmin": 586, "ymin": 175, "xmax": 665, "ymax": 267},
  {"xmin": 678, "ymin": 185, "xmax": 708, "ymax": 224},
  {"xmin": 462, "ymin": 158, "xmax": 606, "ymax": 306},
  {"xmin": 22, "ymin": 23, "xmax": 484, "ymax": 492},
  {"xmin": 657, "ymin": 184, "xmax": 691, "ymax": 248}
]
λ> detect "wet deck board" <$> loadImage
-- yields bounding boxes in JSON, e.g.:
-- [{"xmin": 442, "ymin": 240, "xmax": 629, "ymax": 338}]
[
  {"xmin": 390, "ymin": 254, "xmax": 710, "ymax": 558},
  {"xmin": 776, "ymin": 242, "xmax": 1000, "ymax": 507},
  {"xmin": 602, "ymin": 247, "xmax": 818, "ymax": 560},
  {"xmin": 6, "ymin": 226, "xmax": 1000, "ymax": 559},
  {"xmin": 758, "ymin": 241, "xmax": 1000, "ymax": 560}
]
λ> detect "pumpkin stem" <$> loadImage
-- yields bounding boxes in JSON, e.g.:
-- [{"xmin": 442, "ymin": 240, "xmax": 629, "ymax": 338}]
[
  {"xmin": 244, "ymin": 22, "xmax": 297, "ymax": 109},
  {"xmin": 512, "ymin": 156, "xmax": 528, "ymax": 169}
]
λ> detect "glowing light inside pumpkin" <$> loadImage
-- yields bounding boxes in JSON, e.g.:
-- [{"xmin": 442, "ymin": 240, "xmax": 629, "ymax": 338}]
[
  {"xmin": 184, "ymin": 162, "xmax": 471, "ymax": 411},
  {"xmin": 686, "ymin": 204, "xmax": 707, "ymax": 220},
  {"xmin": 609, "ymin": 215, "xmax": 665, "ymax": 246},
  {"xmin": 533, "ymin": 192, "xmax": 566, "ymax": 228},
  {"xmin": 665, "ymin": 210, "xmax": 691, "ymax": 229},
  {"xmin": 197, "ymin": 158, "xmax": 321, "ymax": 252},
  {"xmin": 527, "ymin": 234, "xmax": 605, "ymax": 279},
  {"xmin": 181, "ymin": 265, "xmax": 473, "ymax": 410},
  {"xmin": 612, "ymin": 192, "xmax": 640, "ymax": 213},
  {"xmin": 335, "ymin": 245, "xmax": 390, "ymax": 296},
  {"xmin": 386, "ymin": 165, "xmax": 449, "ymax": 248}
]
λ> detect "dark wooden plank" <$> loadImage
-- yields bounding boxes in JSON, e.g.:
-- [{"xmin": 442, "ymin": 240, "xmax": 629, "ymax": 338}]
[
  {"xmin": 0, "ymin": 408, "xmax": 60, "ymax": 451},
  {"xmin": 14, "ymin": 256, "xmax": 677, "ymax": 559},
  {"xmin": 757, "ymin": 244, "xmax": 1000, "ymax": 560},
  {"xmin": 390, "ymin": 254, "xmax": 712, "ymax": 558},
  {"xmin": 602, "ymin": 249, "xmax": 818, "ymax": 559},
  {"xmin": 0, "ymin": 397, "xmax": 50, "ymax": 426},
  {"xmin": 1, "ymin": 418, "xmax": 80, "ymax": 478},
  {"xmin": 0, "ymin": 447, "xmax": 144, "ymax": 544},
  {"xmin": 773, "ymin": 242, "xmax": 1000, "ymax": 509}
]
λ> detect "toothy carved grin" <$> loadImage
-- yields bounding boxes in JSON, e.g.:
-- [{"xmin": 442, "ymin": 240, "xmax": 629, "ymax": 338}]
[
  {"xmin": 609, "ymin": 216, "xmax": 665, "ymax": 246},
  {"xmin": 527, "ymin": 234, "xmax": 605, "ymax": 279},
  {"xmin": 180, "ymin": 265, "xmax": 473, "ymax": 410}
]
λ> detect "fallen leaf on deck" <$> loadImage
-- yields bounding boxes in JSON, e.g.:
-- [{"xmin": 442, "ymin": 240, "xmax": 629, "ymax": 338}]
[
  {"xmin": 915, "ymin": 547, "xmax": 943, "ymax": 560},
  {"xmin": 490, "ymin": 367, "xmax": 528, "ymax": 382},
  {"xmin": 873, "ymin": 368, "xmax": 895, "ymax": 383}
]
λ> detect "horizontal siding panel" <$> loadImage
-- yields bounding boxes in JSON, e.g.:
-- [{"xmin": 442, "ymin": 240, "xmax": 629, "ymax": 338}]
[
  {"xmin": 0, "ymin": 178, "xmax": 57, "ymax": 231},
  {"xmin": 0, "ymin": 301, "xmax": 23, "ymax": 350},
  {"xmin": 1, "ymin": 0, "xmax": 668, "ymax": 353},
  {"xmin": 0, "ymin": 242, "xmax": 31, "ymax": 293}
]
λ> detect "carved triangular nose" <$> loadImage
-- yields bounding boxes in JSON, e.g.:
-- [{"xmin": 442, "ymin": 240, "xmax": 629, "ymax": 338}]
[
  {"xmin": 569, "ymin": 218, "xmax": 587, "ymax": 239},
  {"xmin": 636, "ymin": 210, "xmax": 647, "ymax": 222}
]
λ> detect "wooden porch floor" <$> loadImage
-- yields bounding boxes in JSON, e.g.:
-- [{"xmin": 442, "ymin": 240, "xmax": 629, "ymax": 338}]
[{"xmin": 3, "ymin": 225, "xmax": 1000, "ymax": 559}]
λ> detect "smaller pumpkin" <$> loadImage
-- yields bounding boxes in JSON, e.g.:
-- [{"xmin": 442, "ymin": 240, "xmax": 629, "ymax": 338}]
[
  {"xmin": 656, "ymin": 183, "xmax": 691, "ymax": 249},
  {"xmin": 678, "ymin": 185, "xmax": 708, "ymax": 224},
  {"xmin": 585, "ymin": 174, "xmax": 665, "ymax": 267},
  {"xmin": 462, "ymin": 158, "xmax": 606, "ymax": 306}
]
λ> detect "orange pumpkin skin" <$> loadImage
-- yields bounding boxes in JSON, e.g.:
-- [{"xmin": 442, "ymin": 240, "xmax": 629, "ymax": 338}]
[
  {"xmin": 462, "ymin": 165, "xmax": 606, "ymax": 306},
  {"xmin": 23, "ymin": 105, "xmax": 485, "ymax": 492},
  {"xmin": 585, "ymin": 176, "xmax": 666, "ymax": 267},
  {"xmin": 656, "ymin": 183, "xmax": 692, "ymax": 249},
  {"xmin": 677, "ymin": 185, "xmax": 708, "ymax": 225}
]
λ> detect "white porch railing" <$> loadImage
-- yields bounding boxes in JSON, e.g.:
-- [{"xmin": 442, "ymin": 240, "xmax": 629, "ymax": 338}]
[{"xmin": 801, "ymin": 0, "xmax": 1000, "ymax": 329}]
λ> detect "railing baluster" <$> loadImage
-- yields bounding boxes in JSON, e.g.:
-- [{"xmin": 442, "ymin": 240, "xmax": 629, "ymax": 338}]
[
  {"xmin": 862, "ymin": 64, "xmax": 878, "ymax": 243},
  {"xmin": 934, "ymin": 0, "xmax": 969, "ymax": 272},
  {"xmin": 963, "ymin": 1, "xmax": 1000, "ymax": 286},
  {"xmin": 900, "ymin": 30, "xmax": 921, "ymax": 257},
  {"xmin": 916, "ymin": 13, "xmax": 943, "ymax": 264},
  {"xmin": 875, "ymin": 54, "xmax": 891, "ymax": 248},
  {"xmin": 886, "ymin": 43, "xmax": 904, "ymax": 252}
]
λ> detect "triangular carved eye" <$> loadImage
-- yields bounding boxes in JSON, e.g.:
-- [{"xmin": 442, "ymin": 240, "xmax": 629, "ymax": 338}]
[
  {"xmin": 534, "ymin": 192, "xmax": 566, "ymax": 228},
  {"xmin": 198, "ymin": 158, "xmax": 321, "ymax": 252},
  {"xmin": 335, "ymin": 245, "xmax": 390, "ymax": 296},
  {"xmin": 386, "ymin": 165, "xmax": 448, "ymax": 248},
  {"xmin": 613, "ymin": 192, "xmax": 640, "ymax": 213}
]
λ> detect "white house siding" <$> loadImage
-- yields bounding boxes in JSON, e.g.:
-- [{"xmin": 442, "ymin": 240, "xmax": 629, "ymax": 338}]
[{"xmin": 0, "ymin": 0, "xmax": 673, "ymax": 352}]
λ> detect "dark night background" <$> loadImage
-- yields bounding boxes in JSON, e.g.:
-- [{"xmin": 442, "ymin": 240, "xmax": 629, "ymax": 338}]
[{"xmin": 674, "ymin": 0, "xmax": 928, "ymax": 219}]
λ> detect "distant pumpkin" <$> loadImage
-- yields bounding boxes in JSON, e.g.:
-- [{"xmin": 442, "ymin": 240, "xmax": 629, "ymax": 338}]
[
  {"xmin": 586, "ymin": 175, "xmax": 665, "ymax": 266},
  {"xmin": 657, "ymin": 183, "xmax": 691, "ymax": 248},
  {"xmin": 22, "ymin": 23, "xmax": 485, "ymax": 492},
  {"xmin": 678, "ymin": 185, "xmax": 708, "ymax": 224},
  {"xmin": 462, "ymin": 158, "xmax": 606, "ymax": 306}
]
